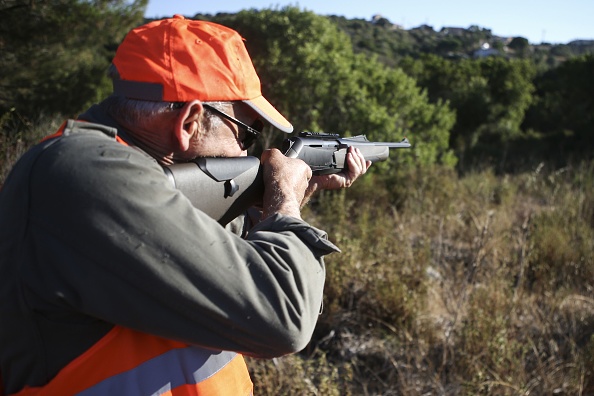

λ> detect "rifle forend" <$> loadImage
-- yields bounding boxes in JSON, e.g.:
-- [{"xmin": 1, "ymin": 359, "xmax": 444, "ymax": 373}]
[{"xmin": 282, "ymin": 132, "xmax": 411, "ymax": 175}]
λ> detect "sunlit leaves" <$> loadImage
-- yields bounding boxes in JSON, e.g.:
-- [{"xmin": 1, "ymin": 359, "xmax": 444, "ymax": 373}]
[{"xmin": 211, "ymin": 7, "xmax": 456, "ymax": 169}]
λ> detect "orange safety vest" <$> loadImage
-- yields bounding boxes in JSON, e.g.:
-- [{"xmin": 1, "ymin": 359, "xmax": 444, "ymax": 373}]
[
  {"xmin": 40, "ymin": 120, "xmax": 129, "ymax": 145},
  {"xmin": 11, "ymin": 326, "xmax": 253, "ymax": 396},
  {"xmin": 5, "ymin": 121, "xmax": 253, "ymax": 396}
]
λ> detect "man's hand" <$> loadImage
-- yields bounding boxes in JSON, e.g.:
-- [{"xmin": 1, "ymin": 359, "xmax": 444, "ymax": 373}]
[
  {"xmin": 261, "ymin": 148, "xmax": 312, "ymax": 220},
  {"xmin": 304, "ymin": 147, "xmax": 371, "ymax": 202}
]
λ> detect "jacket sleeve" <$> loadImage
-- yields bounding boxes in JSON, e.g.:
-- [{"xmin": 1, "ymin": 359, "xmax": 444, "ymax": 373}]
[{"xmin": 23, "ymin": 128, "xmax": 339, "ymax": 358}]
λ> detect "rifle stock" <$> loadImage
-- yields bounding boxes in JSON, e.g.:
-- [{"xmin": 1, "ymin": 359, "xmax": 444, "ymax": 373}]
[
  {"xmin": 164, "ymin": 133, "xmax": 411, "ymax": 225},
  {"xmin": 163, "ymin": 156, "xmax": 263, "ymax": 226}
]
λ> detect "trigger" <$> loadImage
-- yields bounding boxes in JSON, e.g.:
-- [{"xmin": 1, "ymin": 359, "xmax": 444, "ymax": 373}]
[{"xmin": 224, "ymin": 179, "xmax": 239, "ymax": 198}]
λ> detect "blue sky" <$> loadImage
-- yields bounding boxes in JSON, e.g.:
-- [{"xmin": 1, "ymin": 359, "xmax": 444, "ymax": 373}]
[{"xmin": 144, "ymin": 0, "xmax": 593, "ymax": 44}]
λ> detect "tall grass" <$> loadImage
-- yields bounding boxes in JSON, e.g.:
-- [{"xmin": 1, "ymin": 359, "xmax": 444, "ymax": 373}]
[
  {"xmin": 249, "ymin": 163, "xmax": 594, "ymax": 395},
  {"xmin": 2, "ymin": 118, "xmax": 592, "ymax": 395}
]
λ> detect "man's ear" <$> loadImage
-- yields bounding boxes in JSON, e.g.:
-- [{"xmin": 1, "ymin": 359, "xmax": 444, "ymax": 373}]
[{"xmin": 174, "ymin": 100, "xmax": 203, "ymax": 152}]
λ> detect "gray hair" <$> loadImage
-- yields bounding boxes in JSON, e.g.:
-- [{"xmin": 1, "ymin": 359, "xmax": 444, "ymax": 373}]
[
  {"xmin": 102, "ymin": 95, "xmax": 231, "ymax": 135},
  {"xmin": 105, "ymin": 64, "xmax": 227, "ymax": 133}
]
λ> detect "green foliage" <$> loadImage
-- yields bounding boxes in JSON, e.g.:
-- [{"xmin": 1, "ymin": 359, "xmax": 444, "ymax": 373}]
[
  {"xmin": 401, "ymin": 54, "xmax": 536, "ymax": 170},
  {"xmin": 328, "ymin": 15, "xmax": 414, "ymax": 66},
  {"xmin": 209, "ymin": 7, "xmax": 456, "ymax": 169},
  {"xmin": 330, "ymin": 16, "xmax": 500, "ymax": 60},
  {"xmin": 326, "ymin": 15, "xmax": 592, "ymax": 170},
  {"xmin": 332, "ymin": 15, "xmax": 593, "ymax": 62},
  {"xmin": 508, "ymin": 36, "xmax": 530, "ymax": 53},
  {"xmin": 523, "ymin": 54, "xmax": 594, "ymax": 155},
  {"xmin": 212, "ymin": 8, "xmax": 359, "ymax": 134},
  {"xmin": 0, "ymin": 0, "xmax": 147, "ymax": 122},
  {"xmin": 347, "ymin": 55, "xmax": 457, "ymax": 168}
]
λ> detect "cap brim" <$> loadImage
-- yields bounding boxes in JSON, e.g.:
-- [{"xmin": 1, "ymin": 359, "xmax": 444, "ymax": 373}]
[{"xmin": 243, "ymin": 96, "xmax": 293, "ymax": 133}]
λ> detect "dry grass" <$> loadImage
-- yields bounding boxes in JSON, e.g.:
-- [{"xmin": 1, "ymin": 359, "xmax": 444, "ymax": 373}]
[{"xmin": 250, "ymin": 162, "xmax": 594, "ymax": 395}]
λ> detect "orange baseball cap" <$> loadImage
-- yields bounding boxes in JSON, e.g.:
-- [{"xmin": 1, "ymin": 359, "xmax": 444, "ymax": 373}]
[{"xmin": 112, "ymin": 15, "xmax": 293, "ymax": 133}]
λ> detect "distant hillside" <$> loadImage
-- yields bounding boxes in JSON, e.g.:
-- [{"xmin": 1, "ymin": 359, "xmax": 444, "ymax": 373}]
[
  {"xmin": 169, "ymin": 12, "xmax": 594, "ymax": 69},
  {"xmin": 328, "ymin": 14, "xmax": 594, "ymax": 68}
]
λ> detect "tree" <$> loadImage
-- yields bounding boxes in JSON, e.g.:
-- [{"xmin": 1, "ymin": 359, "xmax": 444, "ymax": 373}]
[
  {"xmin": 210, "ymin": 7, "xmax": 456, "ymax": 169},
  {"xmin": 524, "ymin": 54, "xmax": 594, "ymax": 155},
  {"xmin": 401, "ymin": 54, "xmax": 535, "ymax": 169},
  {"xmin": 509, "ymin": 36, "xmax": 530, "ymax": 56},
  {"xmin": 436, "ymin": 37, "xmax": 462, "ymax": 55},
  {"xmin": 0, "ymin": 0, "xmax": 147, "ymax": 123}
]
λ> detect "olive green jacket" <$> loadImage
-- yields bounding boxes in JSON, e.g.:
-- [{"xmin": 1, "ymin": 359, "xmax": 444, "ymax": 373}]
[{"xmin": 0, "ymin": 112, "xmax": 338, "ymax": 393}]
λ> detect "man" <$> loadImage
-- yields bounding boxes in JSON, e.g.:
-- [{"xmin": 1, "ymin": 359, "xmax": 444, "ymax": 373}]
[{"xmin": 0, "ymin": 15, "xmax": 369, "ymax": 395}]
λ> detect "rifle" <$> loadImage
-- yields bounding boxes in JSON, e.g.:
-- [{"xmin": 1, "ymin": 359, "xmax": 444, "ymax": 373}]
[{"xmin": 163, "ymin": 132, "xmax": 411, "ymax": 225}]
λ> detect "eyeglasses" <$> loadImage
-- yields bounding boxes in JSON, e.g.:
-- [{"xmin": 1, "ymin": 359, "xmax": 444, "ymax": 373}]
[{"xmin": 202, "ymin": 103, "xmax": 264, "ymax": 150}]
